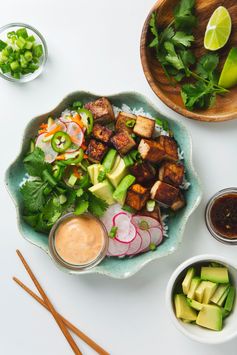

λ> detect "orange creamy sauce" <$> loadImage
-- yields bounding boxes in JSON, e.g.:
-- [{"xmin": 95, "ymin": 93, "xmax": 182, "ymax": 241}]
[{"xmin": 54, "ymin": 215, "xmax": 105, "ymax": 265}]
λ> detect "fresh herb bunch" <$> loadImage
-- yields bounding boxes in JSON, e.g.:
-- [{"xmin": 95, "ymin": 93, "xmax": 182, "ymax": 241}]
[
  {"xmin": 21, "ymin": 147, "xmax": 108, "ymax": 232},
  {"xmin": 149, "ymin": 0, "xmax": 228, "ymax": 110}
]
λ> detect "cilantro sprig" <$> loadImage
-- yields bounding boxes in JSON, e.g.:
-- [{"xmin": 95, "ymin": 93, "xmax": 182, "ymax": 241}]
[{"xmin": 148, "ymin": 0, "xmax": 228, "ymax": 110}]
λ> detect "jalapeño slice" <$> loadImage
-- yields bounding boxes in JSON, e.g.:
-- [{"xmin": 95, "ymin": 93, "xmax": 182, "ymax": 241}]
[{"xmin": 51, "ymin": 131, "xmax": 71, "ymax": 153}]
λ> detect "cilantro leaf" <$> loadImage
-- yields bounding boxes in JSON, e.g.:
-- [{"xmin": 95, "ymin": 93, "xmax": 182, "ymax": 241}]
[
  {"xmin": 196, "ymin": 53, "xmax": 219, "ymax": 80},
  {"xmin": 164, "ymin": 41, "xmax": 184, "ymax": 70},
  {"xmin": 75, "ymin": 199, "xmax": 89, "ymax": 215},
  {"xmin": 149, "ymin": 12, "xmax": 159, "ymax": 48},
  {"xmin": 23, "ymin": 147, "xmax": 51, "ymax": 178},
  {"xmin": 20, "ymin": 180, "xmax": 47, "ymax": 212},
  {"xmin": 174, "ymin": 0, "xmax": 197, "ymax": 30},
  {"xmin": 88, "ymin": 192, "xmax": 108, "ymax": 217},
  {"xmin": 42, "ymin": 197, "xmax": 62, "ymax": 224},
  {"xmin": 172, "ymin": 32, "xmax": 194, "ymax": 47}
]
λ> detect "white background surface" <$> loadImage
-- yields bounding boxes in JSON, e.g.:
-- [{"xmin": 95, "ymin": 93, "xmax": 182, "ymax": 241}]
[{"xmin": 1, "ymin": 0, "xmax": 237, "ymax": 354}]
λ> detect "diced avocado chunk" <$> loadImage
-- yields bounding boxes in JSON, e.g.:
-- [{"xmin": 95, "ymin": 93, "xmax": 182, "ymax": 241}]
[
  {"xmin": 217, "ymin": 287, "xmax": 230, "ymax": 306},
  {"xmin": 182, "ymin": 267, "xmax": 195, "ymax": 295},
  {"xmin": 187, "ymin": 298, "xmax": 203, "ymax": 311},
  {"xmin": 203, "ymin": 281, "xmax": 218, "ymax": 304},
  {"xmin": 174, "ymin": 294, "xmax": 197, "ymax": 321},
  {"xmin": 93, "ymin": 164, "xmax": 103, "ymax": 185},
  {"xmin": 113, "ymin": 174, "xmax": 136, "ymax": 205},
  {"xmin": 221, "ymin": 307, "xmax": 230, "ymax": 319},
  {"xmin": 107, "ymin": 157, "xmax": 128, "ymax": 187},
  {"xmin": 224, "ymin": 286, "xmax": 236, "ymax": 312},
  {"xmin": 89, "ymin": 180, "xmax": 115, "ymax": 205},
  {"xmin": 87, "ymin": 165, "xmax": 95, "ymax": 184},
  {"xmin": 201, "ymin": 267, "xmax": 229, "ymax": 284},
  {"xmin": 187, "ymin": 277, "xmax": 201, "ymax": 299},
  {"xmin": 211, "ymin": 284, "xmax": 230, "ymax": 304},
  {"xmin": 195, "ymin": 281, "xmax": 209, "ymax": 303},
  {"xmin": 196, "ymin": 305, "xmax": 222, "ymax": 331}
]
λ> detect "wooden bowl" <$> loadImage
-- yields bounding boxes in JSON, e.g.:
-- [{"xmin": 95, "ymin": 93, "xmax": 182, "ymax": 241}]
[{"xmin": 140, "ymin": 0, "xmax": 237, "ymax": 122}]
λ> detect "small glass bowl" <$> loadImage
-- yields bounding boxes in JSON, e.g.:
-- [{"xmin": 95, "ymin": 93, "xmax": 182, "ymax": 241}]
[
  {"xmin": 0, "ymin": 23, "xmax": 48, "ymax": 83},
  {"xmin": 48, "ymin": 212, "xmax": 109, "ymax": 273},
  {"xmin": 205, "ymin": 187, "xmax": 237, "ymax": 245}
]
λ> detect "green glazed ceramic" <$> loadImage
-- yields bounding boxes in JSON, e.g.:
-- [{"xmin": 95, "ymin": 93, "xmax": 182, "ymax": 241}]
[{"xmin": 5, "ymin": 91, "xmax": 202, "ymax": 278}]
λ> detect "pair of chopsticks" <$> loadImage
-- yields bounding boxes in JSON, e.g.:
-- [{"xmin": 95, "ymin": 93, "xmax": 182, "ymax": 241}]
[{"xmin": 14, "ymin": 250, "xmax": 109, "ymax": 355}]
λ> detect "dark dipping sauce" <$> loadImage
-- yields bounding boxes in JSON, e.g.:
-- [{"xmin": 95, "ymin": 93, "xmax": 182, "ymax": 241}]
[{"xmin": 210, "ymin": 194, "xmax": 237, "ymax": 239}]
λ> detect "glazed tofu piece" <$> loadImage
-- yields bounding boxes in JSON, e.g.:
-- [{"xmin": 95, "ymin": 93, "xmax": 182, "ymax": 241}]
[
  {"xmin": 159, "ymin": 162, "xmax": 184, "ymax": 187},
  {"xmin": 111, "ymin": 130, "xmax": 136, "ymax": 156},
  {"xmin": 138, "ymin": 139, "xmax": 166, "ymax": 163},
  {"xmin": 92, "ymin": 124, "xmax": 113, "ymax": 143},
  {"xmin": 129, "ymin": 162, "xmax": 155, "ymax": 184},
  {"xmin": 171, "ymin": 192, "xmax": 186, "ymax": 211},
  {"xmin": 84, "ymin": 97, "xmax": 115, "ymax": 124},
  {"xmin": 86, "ymin": 139, "xmax": 108, "ymax": 163},
  {"xmin": 115, "ymin": 112, "xmax": 137, "ymax": 134},
  {"xmin": 140, "ymin": 204, "xmax": 162, "ymax": 224},
  {"xmin": 157, "ymin": 135, "xmax": 179, "ymax": 162},
  {"xmin": 150, "ymin": 181, "xmax": 179, "ymax": 207},
  {"xmin": 125, "ymin": 184, "xmax": 150, "ymax": 211},
  {"xmin": 133, "ymin": 115, "xmax": 155, "ymax": 139}
]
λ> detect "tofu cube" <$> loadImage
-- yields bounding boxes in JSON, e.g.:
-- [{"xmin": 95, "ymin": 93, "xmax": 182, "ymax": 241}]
[
  {"xmin": 111, "ymin": 130, "xmax": 136, "ymax": 156},
  {"xmin": 133, "ymin": 115, "xmax": 155, "ymax": 138},
  {"xmin": 138, "ymin": 139, "xmax": 166, "ymax": 163},
  {"xmin": 157, "ymin": 135, "xmax": 179, "ymax": 161},
  {"xmin": 86, "ymin": 139, "xmax": 108, "ymax": 163},
  {"xmin": 115, "ymin": 112, "xmax": 137, "ymax": 134},
  {"xmin": 159, "ymin": 162, "xmax": 184, "ymax": 187},
  {"xmin": 92, "ymin": 124, "xmax": 113, "ymax": 143},
  {"xmin": 84, "ymin": 97, "xmax": 115, "ymax": 124},
  {"xmin": 129, "ymin": 162, "xmax": 155, "ymax": 184},
  {"xmin": 150, "ymin": 181, "xmax": 179, "ymax": 207},
  {"xmin": 125, "ymin": 184, "xmax": 150, "ymax": 211},
  {"xmin": 171, "ymin": 192, "xmax": 186, "ymax": 211},
  {"xmin": 140, "ymin": 204, "xmax": 162, "ymax": 224}
]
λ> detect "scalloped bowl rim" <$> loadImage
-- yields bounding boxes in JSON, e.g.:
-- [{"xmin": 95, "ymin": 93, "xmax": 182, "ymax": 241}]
[{"xmin": 5, "ymin": 90, "xmax": 202, "ymax": 278}]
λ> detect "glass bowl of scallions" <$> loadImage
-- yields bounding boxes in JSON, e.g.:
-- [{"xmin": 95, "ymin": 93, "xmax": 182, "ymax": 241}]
[{"xmin": 0, "ymin": 23, "xmax": 48, "ymax": 83}]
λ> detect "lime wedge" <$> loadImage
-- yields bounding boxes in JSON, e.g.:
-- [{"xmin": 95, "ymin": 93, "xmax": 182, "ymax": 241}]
[
  {"xmin": 204, "ymin": 6, "xmax": 232, "ymax": 51},
  {"xmin": 219, "ymin": 48, "xmax": 237, "ymax": 88}
]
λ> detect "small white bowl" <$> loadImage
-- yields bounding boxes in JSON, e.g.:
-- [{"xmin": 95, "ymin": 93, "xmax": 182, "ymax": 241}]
[{"xmin": 166, "ymin": 254, "xmax": 237, "ymax": 344}]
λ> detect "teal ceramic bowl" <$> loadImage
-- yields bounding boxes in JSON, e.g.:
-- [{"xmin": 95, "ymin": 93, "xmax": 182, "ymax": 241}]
[{"xmin": 5, "ymin": 91, "xmax": 202, "ymax": 278}]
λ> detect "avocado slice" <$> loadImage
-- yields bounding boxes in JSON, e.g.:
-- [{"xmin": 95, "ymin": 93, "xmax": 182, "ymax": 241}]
[
  {"xmin": 224, "ymin": 286, "xmax": 236, "ymax": 312},
  {"xmin": 187, "ymin": 277, "xmax": 201, "ymax": 299},
  {"xmin": 174, "ymin": 294, "xmax": 197, "ymax": 321},
  {"xmin": 182, "ymin": 268, "xmax": 195, "ymax": 295},
  {"xmin": 89, "ymin": 180, "xmax": 115, "ymax": 205},
  {"xmin": 211, "ymin": 284, "xmax": 230, "ymax": 304},
  {"xmin": 201, "ymin": 267, "xmax": 229, "ymax": 284},
  {"xmin": 107, "ymin": 157, "xmax": 128, "ymax": 187},
  {"xmin": 203, "ymin": 281, "xmax": 218, "ymax": 304},
  {"xmin": 217, "ymin": 287, "xmax": 230, "ymax": 306},
  {"xmin": 221, "ymin": 307, "xmax": 230, "ymax": 319},
  {"xmin": 195, "ymin": 281, "xmax": 209, "ymax": 303},
  {"xmin": 113, "ymin": 174, "xmax": 136, "ymax": 205},
  {"xmin": 87, "ymin": 164, "xmax": 95, "ymax": 184},
  {"xmin": 187, "ymin": 298, "xmax": 203, "ymax": 311},
  {"xmin": 196, "ymin": 305, "xmax": 222, "ymax": 331}
]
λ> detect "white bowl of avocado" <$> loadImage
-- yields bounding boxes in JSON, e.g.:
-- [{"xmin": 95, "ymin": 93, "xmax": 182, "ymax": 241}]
[{"xmin": 166, "ymin": 255, "xmax": 237, "ymax": 344}]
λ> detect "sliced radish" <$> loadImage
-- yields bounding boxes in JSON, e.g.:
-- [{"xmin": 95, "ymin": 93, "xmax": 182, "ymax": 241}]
[
  {"xmin": 45, "ymin": 120, "xmax": 66, "ymax": 137},
  {"xmin": 35, "ymin": 133, "xmax": 58, "ymax": 163},
  {"xmin": 126, "ymin": 233, "xmax": 142, "ymax": 256},
  {"xmin": 132, "ymin": 215, "xmax": 160, "ymax": 230},
  {"xmin": 66, "ymin": 122, "xmax": 84, "ymax": 147},
  {"xmin": 101, "ymin": 204, "xmax": 127, "ymax": 233},
  {"xmin": 149, "ymin": 226, "xmax": 163, "ymax": 246},
  {"xmin": 138, "ymin": 229, "xmax": 151, "ymax": 253},
  {"xmin": 107, "ymin": 238, "xmax": 129, "ymax": 257},
  {"xmin": 112, "ymin": 212, "xmax": 136, "ymax": 244}
]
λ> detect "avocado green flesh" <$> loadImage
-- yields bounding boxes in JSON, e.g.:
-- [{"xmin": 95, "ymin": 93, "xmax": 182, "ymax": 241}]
[
  {"xmin": 196, "ymin": 305, "xmax": 222, "ymax": 331},
  {"xmin": 195, "ymin": 281, "xmax": 209, "ymax": 303},
  {"xmin": 187, "ymin": 277, "xmax": 200, "ymax": 299},
  {"xmin": 107, "ymin": 157, "xmax": 128, "ymax": 187},
  {"xmin": 217, "ymin": 287, "xmax": 230, "ymax": 306},
  {"xmin": 187, "ymin": 298, "xmax": 203, "ymax": 311},
  {"xmin": 201, "ymin": 267, "xmax": 229, "ymax": 284},
  {"xmin": 202, "ymin": 281, "xmax": 218, "ymax": 304},
  {"xmin": 174, "ymin": 294, "xmax": 197, "ymax": 321},
  {"xmin": 89, "ymin": 180, "xmax": 115, "ymax": 205},
  {"xmin": 211, "ymin": 284, "xmax": 230, "ymax": 304},
  {"xmin": 219, "ymin": 47, "xmax": 237, "ymax": 89},
  {"xmin": 224, "ymin": 286, "xmax": 236, "ymax": 312},
  {"xmin": 182, "ymin": 267, "xmax": 195, "ymax": 295},
  {"xmin": 113, "ymin": 174, "xmax": 135, "ymax": 205}
]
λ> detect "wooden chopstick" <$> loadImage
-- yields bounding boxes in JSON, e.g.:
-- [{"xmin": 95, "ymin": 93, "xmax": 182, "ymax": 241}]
[
  {"xmin": 13, "ymin": 276, "xmax": 110, "ymax": 355},
  {"xmin": 16, "ymin": 250, "xmax": 82, "ymax": 355}
]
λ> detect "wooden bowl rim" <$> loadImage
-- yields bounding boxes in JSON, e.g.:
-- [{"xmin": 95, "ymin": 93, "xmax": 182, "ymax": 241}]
[{"xmin": 140, "ymin": 0, "xmax": 237, "ymax": 122}]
